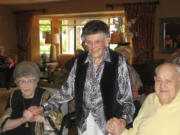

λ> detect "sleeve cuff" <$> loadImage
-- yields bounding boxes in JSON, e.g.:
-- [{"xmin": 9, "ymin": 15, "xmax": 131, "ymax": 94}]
[
  {"xmin": 0, "ymin": 117, "xmax": 9, "ymax": 131},
  {"xmin": 42, "ymin": 102, "xmax": 54, "ymax": 114},
  {"xmin": 42, "ymin": 103, "xmax": 48, "ymax": 114},
  {"xmin": 121, "ymin": 115, "xmax": 128, "ymax": 122}
]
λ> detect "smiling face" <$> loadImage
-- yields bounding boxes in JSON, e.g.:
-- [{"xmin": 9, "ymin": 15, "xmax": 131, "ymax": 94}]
[
  {"xmin": 154, "ymin": 64, "xmax": 180, "ymax": 105},
  {"xmin": 18, "ymin": 75, "xmax": 38, "ymax": 99},
  {"xmin": 85, "ymin": 33, "xmax": 109, "ymax": 60}
]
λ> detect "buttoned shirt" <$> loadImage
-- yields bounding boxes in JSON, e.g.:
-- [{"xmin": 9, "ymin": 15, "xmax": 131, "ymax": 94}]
[{"xmin": 43, "ymin": 48, "xmax": 135, "ymax": 134}]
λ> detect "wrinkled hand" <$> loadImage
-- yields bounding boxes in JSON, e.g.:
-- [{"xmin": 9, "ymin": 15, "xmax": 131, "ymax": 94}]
[
  {"xmin": 106, "ymin": 117, "xmax": 126, "ymax": 135},
  {"xmin": 23, "ymin": 109, "xmax": 35, "ymax": 122},
  {"xmin": 33, "ymin": 115, "xmax": 45, "ymax": 122},
  {"xmin": 23, "ymin": 107, "xmax": 45, "ymax": 122},
  {"xmin": 28, "ymin": 106, "xmax": 43, "ymax": 115}
]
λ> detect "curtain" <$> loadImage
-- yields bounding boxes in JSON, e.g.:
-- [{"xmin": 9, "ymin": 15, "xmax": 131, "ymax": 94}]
[
  {"xmin": 16, "ymin": 14, "xmax": 33, "ymax": 62},
  {"xmin": 124, "ymin": 4, "xmax": 156, "ymax": 64},
  {"xmin": 30, "ymin": 16, "xmax": 40, "ymax": 63}
]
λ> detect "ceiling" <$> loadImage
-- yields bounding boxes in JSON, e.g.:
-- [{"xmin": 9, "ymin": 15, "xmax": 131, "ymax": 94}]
[{"xmin": 0, "ymin": 0, "xmax": 66, "ymax": 5}]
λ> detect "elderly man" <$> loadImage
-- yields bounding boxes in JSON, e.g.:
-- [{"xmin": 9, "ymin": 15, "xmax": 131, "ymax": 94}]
[
  {"xmin": 106, "ymin": 63, "xmax": 180, "ymax": 135},
  {"xmin": 29, "ymin": 20, "xmax": 135, "ymax": 135}
]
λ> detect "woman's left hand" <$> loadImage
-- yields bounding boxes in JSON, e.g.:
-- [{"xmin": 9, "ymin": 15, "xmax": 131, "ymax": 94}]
[{"xmin": 23, "ymin": 109, "xmax": 35, "ymax": 122}]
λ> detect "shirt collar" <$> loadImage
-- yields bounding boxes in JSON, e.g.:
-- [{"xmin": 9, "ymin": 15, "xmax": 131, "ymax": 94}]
[
  {"xmin": 155, "ymin": 89, "xmax": 180, "ymax": 107},
  {"xmin": 84, "ymin": 47, "xmax": 111, "ymax": 64}
]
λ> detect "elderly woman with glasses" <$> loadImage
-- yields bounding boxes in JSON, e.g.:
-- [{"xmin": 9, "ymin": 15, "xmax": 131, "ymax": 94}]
[{"xmin": 0, "ymin": 61, "xmax": 62, "ymax": 135}]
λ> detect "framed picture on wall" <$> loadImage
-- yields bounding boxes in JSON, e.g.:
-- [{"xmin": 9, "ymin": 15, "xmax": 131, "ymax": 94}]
[{"xmin": 159, "ymin": 18, "xmax": 180, "ymax": 53}]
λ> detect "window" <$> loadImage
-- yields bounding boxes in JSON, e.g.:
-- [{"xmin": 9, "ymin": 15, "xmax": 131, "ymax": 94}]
[
  {"xmin": 39, "ymin": 19, "xmax": 52, "ymax": 55},
  {"xmin": 61, "ymin": 20, "xmax": 75, "ymax": 54},
  {"xmin": 38, "ymin": 11, "xmax": 128, "ymax": 55},
  {"xmin": 60, "ymin": 16, "xmax": 126, "ymax": 54}
]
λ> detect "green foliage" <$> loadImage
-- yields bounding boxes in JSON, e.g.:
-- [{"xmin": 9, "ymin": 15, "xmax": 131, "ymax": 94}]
[
  {"xmin": 39, "ymin": 20, "xmax": 51, "ymax": 24},
  {"xmin": 40, "ymin": 45, "xmax": 50, "ymax": 52},
  {"xmin": 40, "ymin": 25, "xmax": 51, "ymax": 36},
  {"xmin": 39, "ymin": 20, "xmax": 52, "ymax": 39},
  {"xmin": 62, "ymin": 40, "xmax": 66, "ymax": 52},
  {"xmin": 40, "ymin": 40, "xmax": 45, "ymax": 45},
  {"xmin": 76, "ymin": 44, "xmax": 84, "ymax": 50},
  {"xmin": 62, "ymin": 26, "xmax": 67, "ymax": 34}
]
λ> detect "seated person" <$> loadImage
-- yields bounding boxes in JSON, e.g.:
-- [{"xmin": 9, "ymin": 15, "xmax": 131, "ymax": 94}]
[
  {"xmin": 165, "ymin": 34, "xmax": 173, "ymax": 48},
  {"xmin": 65, "ymin": 41, "xmax": 86, "ymax": 73},
  {"xmin": 0, "ymin": 48, "xmax": 15, "ymax": 89},
  {"xmin": 115, "ymin": 46, "xmax": 143, "ymax": 95},
  {"xmin": 115, "ymin": 46, "xmax": 144, "ymax": 120},
  {"xmin": 166, "ymin": 48, "xmax": 180, "ymax": 65},
  {"xmin": 106, "ymin": 63, "xmax": 180, "ymax": 135},
  {"xmin": 0, "ymin": 48, "xmax": 14, "ymax": 69},
  {"xmin": 0, "ymin": 61, "xmax": 62, "ymax": 135},
  {"xmin": 65, "ymin": 49, "xmax": 84, "ymax": 73}
]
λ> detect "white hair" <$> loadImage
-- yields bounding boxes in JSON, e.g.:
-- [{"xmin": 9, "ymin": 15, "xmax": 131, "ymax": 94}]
[
  {"xmin": 155, "ymin": 63, "xmax": 180, "ymax": 77},
  {"xmin": 175, "ymin": 64, "xmax": 180, "ymax": 75}
]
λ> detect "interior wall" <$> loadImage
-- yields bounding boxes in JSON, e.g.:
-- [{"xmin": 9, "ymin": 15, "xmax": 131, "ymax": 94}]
[
  {"xmin": 0, "ymin": 6, "xmax": 17, "ymax": 62},
  {"xmin": 2, "ymin": 0, "xmax": 179, "ymax": 63}
]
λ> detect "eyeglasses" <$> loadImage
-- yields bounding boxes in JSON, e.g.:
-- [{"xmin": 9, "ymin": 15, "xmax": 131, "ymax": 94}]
[
  {"xmin": 84, "ymin": 40, "xmax": 104, "ymax": 47},
  {"xmin": 18, "ymin": 78, "xmax": 36, "ymax": 85}
]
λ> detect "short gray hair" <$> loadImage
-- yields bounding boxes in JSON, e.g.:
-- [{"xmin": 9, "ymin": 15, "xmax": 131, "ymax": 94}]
[
  {"xmin": 13, "ymin": 61, "xmax": 40, "ymax": 84},
  {"xmin": 81, "ymin": 20, "xmax": 110, "ymax": 41},
  {"xmin": 155, "ymin": 63, "xmax": 180, "ymax": 77}
]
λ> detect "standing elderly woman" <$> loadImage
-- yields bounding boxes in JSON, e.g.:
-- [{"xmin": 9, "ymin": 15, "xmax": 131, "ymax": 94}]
[
  {"xmin": 0, "ymin": 61, "xmax": 62, "ymax": 135},
  {"xmin": 28, "ymin": 20, "xmax": 135, "ymax": 135}
]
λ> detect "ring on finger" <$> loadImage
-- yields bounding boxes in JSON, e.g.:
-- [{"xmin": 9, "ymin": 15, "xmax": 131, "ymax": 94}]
[{"xmin": 23, "ymin": 116, "xmax": 27, "ymax": 119}]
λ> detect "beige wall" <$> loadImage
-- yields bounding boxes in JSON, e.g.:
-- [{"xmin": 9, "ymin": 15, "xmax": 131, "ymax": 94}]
[
  {"xmin": 0, "ymin": 6, "xmax": 17, "ymax": 62},
  {"xmin": 1, "ymin": 0, "xmax": 180, "ymax": 62}
]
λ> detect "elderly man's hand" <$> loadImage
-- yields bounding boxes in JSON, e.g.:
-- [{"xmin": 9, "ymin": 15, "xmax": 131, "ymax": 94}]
[{"xmin": 106, "ymin": 117, "xmax": 126, "ymax": 135}]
